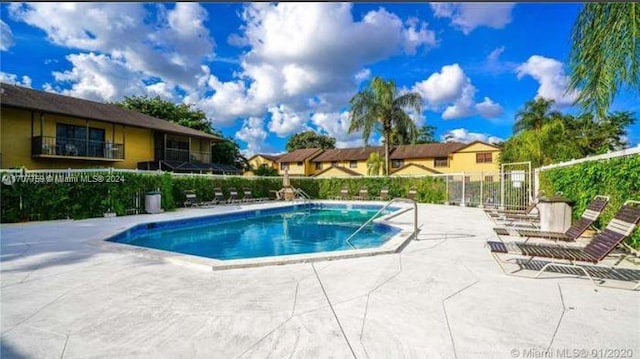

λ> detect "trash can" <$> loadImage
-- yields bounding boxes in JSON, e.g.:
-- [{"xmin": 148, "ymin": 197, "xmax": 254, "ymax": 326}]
[
  {"xmin": 145, "ymin": 191, "xmax": 162, "ymax": 214},
  {"xmin": 537, "ymin": 194, "xmax": 574, "ymax": 233}
]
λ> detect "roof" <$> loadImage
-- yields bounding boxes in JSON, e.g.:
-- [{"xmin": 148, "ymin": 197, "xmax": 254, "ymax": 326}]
[
  {"xmin": 312, "ymin": 166, "xmax": 363, "ymax": 177},
  {"xmin": 389, "ymin": 142, "xmax": 467, "ymax": 159},
  {"xmin": 277, "ymin": 148, "xmax": 323, "ymax": 163},
  {"xmin": 390, "ymin": 163, "xmax": 442, "ymax": 175},
  {"xmin": 311, "ymin": 146, "xmax": 383, "ymax": 162},
  {"xmin": 0, "ymin": 83, "xmax": 222, "ymax": 141},
  {"xmin": 249, "ymin": 153, "xmax": 283, "ymax": 162},
  {"xmin": 454, "ymin": 140, "xmax": 501, "ymax": 152}
]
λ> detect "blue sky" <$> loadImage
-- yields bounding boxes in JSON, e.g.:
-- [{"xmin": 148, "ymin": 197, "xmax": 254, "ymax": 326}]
[{"xmin": 1, "ymin": 3, "xmax": 638, "ymax": 154}]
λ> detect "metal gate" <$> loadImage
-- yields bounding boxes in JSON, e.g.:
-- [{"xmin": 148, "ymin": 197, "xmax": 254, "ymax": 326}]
[{"xmin": 443, "ymin": 161, "xmax": 532, "ymax": 209}]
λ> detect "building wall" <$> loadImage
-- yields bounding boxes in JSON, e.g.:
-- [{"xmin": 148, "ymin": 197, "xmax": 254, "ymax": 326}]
[
  {"xmin": 312, "ymin": 159, "xmax": 369, "ymax": 176},
  {"xmin": 278, "ymin": 158, "xmax": 318, "ymax": 176},
  {"xmin": 313, "ymin": 166, "xmax": 361, "ymax": 178},
  {"xmin": 1, "ymin": 107, "xmax": 154, "ymax": 169},
  {"xmin": 390, "ymin": 165, "xmax": 437, "ymax": 176},
  {"xmin": 449, "ymin": 142, "xmax": 501, "ymax": 173},
  {"xmin": 249, "ymin": 155, "xmax": 277, "ymax": 170}
]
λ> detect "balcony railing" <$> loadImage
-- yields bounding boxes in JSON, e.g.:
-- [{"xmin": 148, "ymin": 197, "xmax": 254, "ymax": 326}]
[
  {"xmin": 32, "ymin": 136, "xmax": 124, "ymax": 160},
  {"xmin": 164, "ymin": 148, "xmax": 211, "ymax": 163}
]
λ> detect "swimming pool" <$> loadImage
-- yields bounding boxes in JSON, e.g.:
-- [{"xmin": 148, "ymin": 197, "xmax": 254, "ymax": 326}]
[{"xmin": 107, "ymin": 203, "xmax": 401, "ymax": 260}]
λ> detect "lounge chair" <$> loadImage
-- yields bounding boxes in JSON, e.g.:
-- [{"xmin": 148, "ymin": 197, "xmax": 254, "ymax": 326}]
[
  {"xmin": 242, "ymin": 187, "xmax": 255, "ymax": 203},
  {"xmin": 375, "ymin": 187, "xmax": 390, "ymax": 201},
  {"xmin": 407, "ymin": 187, "xmax": 417, "ymax": 201},
  {"xmin": 227, "ymin": 187, "xmax": 241, "ymax": 204},
  {"xmin": 332, "ymin": 186, "xmax": 350, "ymax": 200},
  {"xmin": 184, "ymin": 190, "xmax": 198, "ymax": 207},
  {"xmin": 243, "ymin": 187, "xmax": 267, "ymax": 202},
  {"xmin": 486, "ymin": 201, "xmax": 539, "ymax": 224},
  {"xmin": 354, "ymin": 187, "xmax": 368, "ymax": 200},
  {"xmin": 487, "ymin": 200, "xmax": 640, "ymax": 289},
  {"xmin": 213, "ymin": 187, "xmax": 225, "ymax": 204},
  {"xmin": 493, "ymin": 195, "xmax": 609, "ymax": 242}
]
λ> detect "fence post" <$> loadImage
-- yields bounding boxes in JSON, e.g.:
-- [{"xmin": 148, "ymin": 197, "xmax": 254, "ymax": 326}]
[
  {"xmin": 499, "ymin": 164, "xmax": 505, "ymax": 210},
  {"xmin": 461, "ymin": 172, "xmax": 466, "ymax": 207},
  {"xmin": 534, "ymin": 168, "xmax": 540, "ymax": 199},
  {"xmin": 479, "ymin": 172, "xmax": 484, "ymax": 208}
]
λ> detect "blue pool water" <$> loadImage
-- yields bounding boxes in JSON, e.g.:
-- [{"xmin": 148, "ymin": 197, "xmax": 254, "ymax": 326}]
[{"xmin": 108, "ymin": 204, "xmax": 400, "ymax": 260}]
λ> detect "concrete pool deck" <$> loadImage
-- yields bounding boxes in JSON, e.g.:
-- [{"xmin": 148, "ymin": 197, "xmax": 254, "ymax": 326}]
[{"xmin": 1, "ymin": 203, "xmax": 638, "ymax": 358}]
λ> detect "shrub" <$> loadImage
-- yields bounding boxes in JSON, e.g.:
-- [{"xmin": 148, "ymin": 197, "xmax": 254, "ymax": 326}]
[{"xmin": 539, "ymin": 155, "xmax": 640, "ymax": 248}]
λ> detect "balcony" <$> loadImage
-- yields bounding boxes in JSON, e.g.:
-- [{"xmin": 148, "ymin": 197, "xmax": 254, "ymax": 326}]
[
  {"xmin": 32, "ymin": 136, "xmax": 124, "ymax": 161},
  {"xmin": 164, "ymin": 148, "xmax": 211, "ymax": 163}
]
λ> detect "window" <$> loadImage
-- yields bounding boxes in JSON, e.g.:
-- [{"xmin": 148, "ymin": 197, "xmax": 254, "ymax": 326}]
[
  {"xmin": 434, "ymin": 157, "xmax": 449, "ymax": 167},
  {"xmin": 315, "ymin": 162, "xmax": 323, "ymax": 170},
  {"xmin": 391, "ymin": 159, "xmax": 404, "ymax": 168},
  {"xmin": 331, "ymin": 161, "xmax": 338, "ymax": 167},
  {"xmin": 281, "ymin": 162, "xmax": 289, "ymax": 170},
  {"xmin": 349, "ymin": 160, "xmax": 358, "ymax": 168},
  {"xmin": 484, "ymin": 175, "xmax": 494, "ymax": 182},
  {"xmin": 297, "ymin": 161, "xmax": 303, "ymax": 167},
  {"xmin": 476, "ymin": 152, "xmax": 493, "ymax": 163},
  {"xmin": 56, "ymin": 124, "xmax": 105, "ymax": 157}
]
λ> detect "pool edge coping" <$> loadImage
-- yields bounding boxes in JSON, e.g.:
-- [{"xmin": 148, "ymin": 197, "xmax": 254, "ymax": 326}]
[{"xmin": 91, "ymin": 200, "xmax": 417, "ymax": 271}]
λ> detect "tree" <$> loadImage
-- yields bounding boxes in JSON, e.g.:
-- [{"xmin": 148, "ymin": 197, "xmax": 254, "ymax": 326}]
[
  {"xmin": 513, "ymin": 98, "xmax": 561, "ymax": 134},
  {"xmin": 349, "ymin": 76, "xmax": 423, "ymax": 175},
  {"xmin": 565, "ymin": 111, "xmax": 635, "ymax": 154},
  {"xmin": 389, "ymin": 124, "xmax": 437, "ymax": 145},
  {"xmin": 568, "ymin": 3, "xmax": 640, "ymax": 119},
  {"xmin": 366, "ymin": 152, "xmax": 386, "ymax": 176},
  {"xmin": 285, "ymin": 130, "xmax": 336, "ymax": 152},
  {"xmin": 502, "ymin": 120, "xmax": 583, "ymax": 168},
  {"xmin": 253, "ymin": 164, "xmax": 279, "ymax": 176},
  {"xmin": 114, "ymin": 96, "xmax": 247, "ymax": 168}
]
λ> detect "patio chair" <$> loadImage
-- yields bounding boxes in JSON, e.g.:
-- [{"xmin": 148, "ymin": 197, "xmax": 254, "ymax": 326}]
[
  {"xmin": 493, "ymin": 195, "xmax": 609, "ymax": 242},
  {"xmin": 354, "ymin": 187, "xmax": 368, "ymax": 200},
  {"xmin": 242, "ymin": 187, "xmax": 256, "ymax": 203},
  {"xmin": 485, "ymin": 201, "xmax": 539, "ymax": 222},
  {"xmin": 407, "ymin": 187, "xmax": 417, "ymax": 201},
  {"xmin": 213, "ymin": 187, "xmax": 226, "ymax": 204},
  {"xmin": 184, "ymin": 190, "xmax": 198, "ymax": 207},
  {"xmin": 487, "ymin": 200, "xmax": 640, "ymax": 290},
  {"xmin": 227, "ymin": 187, "xmax": 241, "ymax": 204},
  {"xmin": 332, "ymin": 186, "xmax": 350, "ymax": 200},
  {"xmin": 375, "ymin": 187, "xmax": 390, "ymax": 201}
]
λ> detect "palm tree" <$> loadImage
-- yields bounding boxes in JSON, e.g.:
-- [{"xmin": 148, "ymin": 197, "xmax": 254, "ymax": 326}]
[
  {"xmin": 513, "ymin": 98, "xmax": 561, "ymax": 134},
  {"xmin": 349, "ymin": 77, "xmax": 423, "ymax": 176},
  {"xmin": 366, "ymin": 152, "xmax": 386, "ymax": 176},
  {"xmin": 568, "ymin": 3, "xmax": 640, "ymax": 119}
]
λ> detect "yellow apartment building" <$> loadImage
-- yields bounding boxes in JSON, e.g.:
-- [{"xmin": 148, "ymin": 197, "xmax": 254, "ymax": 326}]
[
  {"xmin": 275, "ymin": 148, "xmax": 323, "ymax": 176},
  {"xmin": 245, "ymin": 153, "xmax": 282, "ymax": 175},
  {"xmin": 0, "ymin": 83, "xmax": 241, "ymax": 174},
  {"xmin": 389, "ymin": 142, "xmax": 501, "ymax": 177},
  {"xmin": 311, "ymin": 146, "xmax": 383, "ymax": 177}
]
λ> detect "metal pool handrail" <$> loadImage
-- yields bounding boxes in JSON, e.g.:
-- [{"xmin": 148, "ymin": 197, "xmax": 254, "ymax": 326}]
[
  {"xmin": 293, "ymin": 188, "xmax": 312, "ymax": 203},
  {"xmin": 345, "ymin": 198, "xmax": 418, "ymax": 250}
]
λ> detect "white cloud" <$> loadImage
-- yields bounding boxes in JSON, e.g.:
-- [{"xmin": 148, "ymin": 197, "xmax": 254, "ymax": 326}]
[
  {"xmin": 1, "ymin": 20, "xmax": 15, "ymax": 51},
  {"xmin": 516, "ymin": 55, "xmax": 578, "ymax": 107},
  {"xmin": 0, "ymin": 72, "xmax": 32, "ymax": 87},
  {"xmin": 236, "ymin": 117, "xmax": 271, "ymax": 156},
  {"xmin": 487, "ymin": 46, "xmax": 505, "ymax": 62},
  {"xmin": 430, "ymin": 3, "xmax": 515, "ymax": 34},
  {"xmin": 413, "ymin": 64, "xmax": 467, "ymax": 105},
  {"xmin": 413, "ymin": 64, "xmax": 504, "ymax": 120},
  {"xmin": 311, "ymin": 111, "xmax": 364, "ymax": 148},
  {"xmin": 8, "ymin": 3, "xmax": 214, "ymax": 97},
  {"xmin": 190, "ymin": 3, "xmax": 436, "ymax": 126},
  {"xmin": 475, "ymin": 97, "xmax": 504, "ymax": 119},
  {"xmin": 442, "ymin": 128, "xmax": 503, "ymax": 144},
  {"xmin": 267, "ymin": 105, "xmax": 309, "ymax": 138}
]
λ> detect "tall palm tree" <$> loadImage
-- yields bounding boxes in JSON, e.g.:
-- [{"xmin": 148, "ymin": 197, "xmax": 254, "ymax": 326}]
[
  {"xmin": 513, "ymin": 98, "xmax": 561, "ymax": 134},
  {"xmin": 348, "ymin": 77, "xmax": 423, "ymax": 176},
  {"xmin": 568, "ymin": 3, "xmax": 640, "ymax": 119}
]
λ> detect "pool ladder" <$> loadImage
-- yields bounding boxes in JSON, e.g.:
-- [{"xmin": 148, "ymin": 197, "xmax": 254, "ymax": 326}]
[
  {"xmin": 344, "ymin": 198, "xmax": 418, "ymax": 250},
  {"xmin": 292, "ymin": 188, "xmax": 312, "ymax": 213}
]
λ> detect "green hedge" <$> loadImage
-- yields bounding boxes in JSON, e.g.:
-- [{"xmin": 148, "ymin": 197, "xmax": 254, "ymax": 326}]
[
  {"xmin": 539, "ymin": 155, "xmax": 640, "ymax": 248},
  {"xmin": 0, "ymin": 173, "xmax": 446, "ymax": 223}
]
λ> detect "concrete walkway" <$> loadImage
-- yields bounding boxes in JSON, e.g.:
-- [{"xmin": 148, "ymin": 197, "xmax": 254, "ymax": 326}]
[{"xmin": 1, "ymin": 204, "xmax": 638, "ymax": 358}]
